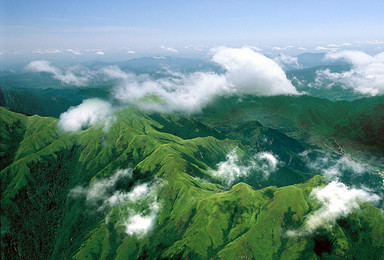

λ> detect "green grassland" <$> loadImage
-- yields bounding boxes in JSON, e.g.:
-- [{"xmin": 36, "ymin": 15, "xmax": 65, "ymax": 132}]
[{"xmin": 1, "ymin": 96, "xmax": 384, "ymax": 259}]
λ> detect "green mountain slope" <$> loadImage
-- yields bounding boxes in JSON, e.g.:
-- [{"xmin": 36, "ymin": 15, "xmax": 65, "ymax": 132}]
[
  {"xmin": 1, "ymin": 105, "xmax": 383, "ymax": 259},
  {"xmin": 197, "ymin": 95, "xmax": 384, "ymax": 159}
]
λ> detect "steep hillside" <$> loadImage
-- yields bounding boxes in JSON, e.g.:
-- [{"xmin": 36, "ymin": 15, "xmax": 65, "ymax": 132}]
[
  {"xmin": 197, "ymin": 95, "xmax": 384, "ymax": 159},
  {"xmin": 1, "ymin": 107, "xmax": 383, "ymax": 259}
]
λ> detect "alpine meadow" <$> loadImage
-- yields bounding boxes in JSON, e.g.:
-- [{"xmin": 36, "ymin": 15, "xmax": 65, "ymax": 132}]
[{"xmin": 1, "ymin": 1, "xmax": 384, "ymax": 259}]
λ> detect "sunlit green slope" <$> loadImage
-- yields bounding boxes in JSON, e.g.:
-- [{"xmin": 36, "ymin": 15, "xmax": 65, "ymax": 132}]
[{"xmin": 1, "ymin": 106, "xmax": 383, "ymax": 259}]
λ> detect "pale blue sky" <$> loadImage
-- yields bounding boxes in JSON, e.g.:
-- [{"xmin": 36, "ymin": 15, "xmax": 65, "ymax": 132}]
[{"xmin": 1, "ymin": 0, "xmax": 384, "ymax": 55}]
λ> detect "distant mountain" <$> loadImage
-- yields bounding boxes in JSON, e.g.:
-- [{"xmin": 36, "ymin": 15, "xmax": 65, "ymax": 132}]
[
  {"xmin": 84, "ymin": 56, "xmax": 221, "ymax": 74},
  {"xmin": 295, "ymin": 52, "xmax": 349, "ymax": 68},
  {"xmin": 197, "ymin": 95, "xmax": 384, "ymax": 159}
]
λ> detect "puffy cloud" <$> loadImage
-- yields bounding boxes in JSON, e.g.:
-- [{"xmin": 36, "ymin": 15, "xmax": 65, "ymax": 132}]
[
  {"xmin": 127, "ymin": 50, "xmax": 135, "ymax": 54},
  {"xmin": 29, "ymin": 47, "xmax": 298, "ymax": 113},
  {"xmin": 96, "ymin": 51, "xmax": 105, "ymax": 55},
  {"xmin": 210, "ymin": 149, "xmax": 280, "ymax": 187},
  {"xmin": 107, "ymin": 47, "xmax": 300, "ymax": 106},
  {"xmin": 288, "ymin": 181, "xmax": 380, "ymax": 236},
  {"xmin": 212, "ymin": 47, "xmax": 299, "ymax": 95},
  {"xmin": 315, "ymin": 51, "xmax": 384, "ymax": 95},
  {"xmin": 124, "ymin": 202, "xmax": 159, "ymax": 236},
  {"xmin": 58, "ymin": 98, "xmax": 113, "ymax": 132},
  {"xmin": 26, "ymin": 60, "xmax": 92, "ymax": 86},
  {"xmin": 106, "ymin": 65, "xmax": 228, "ymax": 113}
]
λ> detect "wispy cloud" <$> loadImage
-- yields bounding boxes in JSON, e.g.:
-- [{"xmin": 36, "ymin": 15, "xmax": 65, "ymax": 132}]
[
  {"xmin": 26, "ymin": 60, "xmax": 92, "ymax": 86},
  {"xmin": 210, "ymin": 149, "xmax": 281, "ymax": 187},
  {"xmin": 70, "ymin": 168, "xmax": 163, "ymax": 237},
  {"xmin": 288, "ymin": 181, "xmax": 380, "ymax": 236},
  {"xmin": 305, "ymin": 154, "xmax": 367, "ymax": 181},
  {"xmin": 160, "ymin": 45, "xmax": 179, "ymax": 53},
  {"xmin": 28, "ymin": 47, "xmax": 299, "ymax": 114},
  {"xmin": 273, "ymin": 54, "xmax": 302, "ymax": 70}
]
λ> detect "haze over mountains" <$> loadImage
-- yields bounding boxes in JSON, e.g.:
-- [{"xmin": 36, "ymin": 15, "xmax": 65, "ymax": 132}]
[{"xmin": 1, "ymin": 44, "xmax": 384, "ymax": 259}]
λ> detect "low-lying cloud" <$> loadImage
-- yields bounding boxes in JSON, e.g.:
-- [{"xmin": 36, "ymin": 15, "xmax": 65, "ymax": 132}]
[
  {"xmin": 288, "ymin": 181, "xmax": 380, "ymax": 236},
  {"xmin": 28, "ymin": 47, "xmax": 299, "ymax": 114},
  {"xmin": 124, "ymin": 201, "xmax": 159, "ymax": 236},
  {"xmin": 70, "ymin": 168, "xmax": 163, "ymax": 237},
  {"xmin": 305, "ymin": 154, "xmax": 367, "ymax": 180},
  {"xmin": 111, "ymin": 47, "xmax": 298, "ymax": 113},
  {"xmin": 254, "ymin": 152, "xmax": 280, "ymax": 179},
  {"xmin": 26, "ymin": 60, "xmax": 92, "ymax": 86},
  {"xmin": 70, "ymin": 168, "xmax": 133, "ymax": 210},
  {"xmin": 273, "ymin": 54, "xmax": 302, "ymax": 70},
  {"xmin": 210, "ymin": 149, "xmax": 253, "ymax": 187},
  {"xmin": 210, "ymin": 149, "xmax": 280, "ymax": 187},
  {"xmin": 57, "ymin": 98, "xmax": 113, "ymax": 132},
  {"xmin": 314, "ymin": 51, "xmax": 384, "ymax": 95}
]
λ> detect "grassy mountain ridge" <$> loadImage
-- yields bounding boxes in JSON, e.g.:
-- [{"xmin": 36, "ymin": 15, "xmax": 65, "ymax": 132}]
[
  {"xmin": 1, "ymin": 105, "xmax": 383, "ymax": 259},
  {"xmin": 197, "ymin": 95, "xmax": 384, "ymax": 159}
]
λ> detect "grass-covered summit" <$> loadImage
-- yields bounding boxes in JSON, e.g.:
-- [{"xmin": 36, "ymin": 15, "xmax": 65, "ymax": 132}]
[{"xmin": 1, "ymin": 97, "xmax": 383, "ymax": 259}]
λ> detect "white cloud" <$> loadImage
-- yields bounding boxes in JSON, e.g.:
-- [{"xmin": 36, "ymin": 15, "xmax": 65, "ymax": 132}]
[
  {"xmin": 315, "ymin": 46, "xmax": 329, "ymax": 51},
  {"xmin": 96, "ymin": 51, "xmax": 105, "ymax": 55},
  {"xmin": 273, "ymin": 54, "xmax": 302, "ymax": 70},
  {"xmin": 160, "ymin": 45, "xmax": 179, "ymax": 53},
  {"xmin": 210, "ymin": 149, "xmax": 280, "ymax": 187},
  {"xmin": 341, "ymin": 42, "xmax": 352, "ymax": 47},
  {"xmin": 316, "ymin": 51, "xmax": 384, "ymax": 95},
  {"xmin": 29, "ymin": 47, "xmax": 298, "ymax": 113},
  {"xmin": 212, "ymin": 47, "xmax": 299, "ymax": 95},
  {"xmin": 107, "ymin": 65, "xmax": 228, "ymax": 113},
  {"xmin": 124, "ymin": 202, "xmax": 159, "ymax": 236},
  {"xmin": 33, "ymin": 49, "xmax": 62, "ymax": 54},
  {"xmin": 66, "ymin": 48, "xmax": 81, "ymax": 55},
  {"xmin": 272, "ymin": 46, "xmax": 294, "ymax": 51},
  {"xmin": 70, "ymin": 168, "xmax": 163, "ymax": 237},
  {"xmin": 70, "ymin": 169, "xmax": 133, "ymax": 210},
  {"xmin": 304, "ymin": 153, "xmax": 367, "ymax": 181},
  {"xmin": 289, "ymin": 181, "xmax": 380, "ymax": 236},
  {"xmin": 210, "ymin": 149, "xmax": 253, "ymax": 187},
  {"xmin": 254, "ymin": 152, "xmax": 279, "ymax": 179},
  {"xmin": 26, "ymin": 60, "xmax": 92, "ymax": 86},
  {"xmin": 127, "ymin": 50, "xmax": 135, "ymax": 54},
  {"xmin": 58, "ymin": 98, "xmax": 113, "ymax": 132},
  {"xmin": 322, "ymin": 156, "xmax": 366, "ymax": 180}
]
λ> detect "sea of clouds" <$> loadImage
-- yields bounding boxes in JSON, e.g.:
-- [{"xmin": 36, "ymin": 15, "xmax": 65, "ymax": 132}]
[{"xmin": 27, "ymin": 47, "xmax": 301, "ymax": 132}]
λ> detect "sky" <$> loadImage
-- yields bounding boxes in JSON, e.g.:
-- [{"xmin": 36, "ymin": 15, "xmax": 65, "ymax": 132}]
[{"xmin": 1, "ymin": 0, "xmax": 384, "ymax": 56}]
